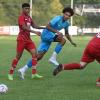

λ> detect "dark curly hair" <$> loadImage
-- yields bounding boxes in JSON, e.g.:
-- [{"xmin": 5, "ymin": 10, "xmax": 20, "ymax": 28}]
[
  {"xmin": 62, "ymin": 7, "xmax": 74, "ymax": 16},
  {"xmin": 22, "ymin": 3, "xmax": 30, "ymax": 8}
]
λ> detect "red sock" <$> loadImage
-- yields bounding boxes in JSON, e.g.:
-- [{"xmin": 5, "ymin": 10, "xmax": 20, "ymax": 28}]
[
  {"xmin": 32, "ymin": 56, "xmax": 37, "ymax": 66},
  {"xmin": 32, "ymin": 56, "xmax": 37, "ymax": 74},
  {"xmin": 63, "ymin": 63, "xmax": 81, "ymax": 70},
  {"xmin": 9, "ymin": 58, "xmax": 18, "ymax": 74},
  {"xmin": 12, "ymin": 58, "xmax": 18, "ymax": 68},
  {"xmin": 32, "ymin": 69, "xmax": 36, "ymax": 74},
  {"xmin": 9, "ymin": 69, "xmax": 14, "ymax": 74}
]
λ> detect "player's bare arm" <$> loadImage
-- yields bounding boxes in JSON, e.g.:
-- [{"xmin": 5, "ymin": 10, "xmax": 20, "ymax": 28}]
[
  {"xmin": 65, "ymin": 28, "xmax": 77, "ymax": 47},
  {"xmin": 21, "ymin": 24, "xmax": 41, "ymax": 36},
  {"xmin": 31, "ymin": 21, "xmax": 45, "ymax": 29}
]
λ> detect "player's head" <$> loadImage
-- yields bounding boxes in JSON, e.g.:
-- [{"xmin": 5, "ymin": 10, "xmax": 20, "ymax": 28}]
[
  {"xmin": 62, "ymin": 7, "xmax": 74, "ymax": 20},
  {"xmin": 22, "ymin": 3, "xmax": 30, "ymax": 15}
]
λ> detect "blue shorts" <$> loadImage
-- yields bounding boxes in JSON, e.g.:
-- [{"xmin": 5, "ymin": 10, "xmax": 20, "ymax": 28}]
[
  {"xmin": 38, "ymin": 30, "xmax": 57, "ymax": 52},
  {"xmin": 41, "ymin": 29, "xmax": 56, "ymax": 42},
  {"xmin": 38, "ymin": 40, "xmax": 51, "ymax": 52}
]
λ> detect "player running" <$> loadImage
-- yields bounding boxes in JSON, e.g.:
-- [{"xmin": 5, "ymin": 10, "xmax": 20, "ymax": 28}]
[
  {"xmin": 53, "ymin": 33, "xmax": 100, "ymax": 86},
  {"xmin": 8, "ymin": 3, "xmax": 45, "ymax": 80},
  {"xmin": 18, "ymin": 7, "xmax": 77, "ymax": 79}
]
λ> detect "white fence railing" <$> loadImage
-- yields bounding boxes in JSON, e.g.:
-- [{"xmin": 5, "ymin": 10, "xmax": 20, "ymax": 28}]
[{"xmin": 0, "ymin": 26, "xmax": 100, "ymax": 35}]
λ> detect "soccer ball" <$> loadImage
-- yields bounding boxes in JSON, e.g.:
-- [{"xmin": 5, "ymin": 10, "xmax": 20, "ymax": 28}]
[{"xmin": 0, "ymin": 84, "xmax": 8, "ymax": 93}]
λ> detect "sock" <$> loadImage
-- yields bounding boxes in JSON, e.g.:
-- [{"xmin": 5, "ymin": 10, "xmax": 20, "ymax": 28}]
[
  {"xmin": 9, "ymin": 69, "xmax": 14, "ymax": 74},
  {"xmin": 12, "ymin": 58, "xmax": 18, "ymax": 68},
  {"xmin": 21, "ymin": 65, "xmax": 29, "ymax": 73},
  {"xmin": 9, "ymin": 58, "xmax": 18, "ymax": 74},
  {"xmin": 32, "ymin": 56, "xmax": 37, "ymax": 66},
  {"xmin": 32, "ymin": 69, "xmax": 36, "ymax": 74},
  {"xmin": 63, "ymin": 63, "xmax": 81, "ymax": 70},
  {"xmin": 27, "ymin": 59, "xmax": 32, "ymax": 68},
  {"xmin": 50, "ymin": 52, "xmax": 57, "ymax": 59},
  {"xmin": 55, "ymin": 43, "xmax": 63, "ymax": 54},
  {"xmin": 32, "ymin": 56, "xmax": 37, "ymax": 74},
  {"xmin": 50, "ymin": 52, "xmax": 59, "ymax": 66}
]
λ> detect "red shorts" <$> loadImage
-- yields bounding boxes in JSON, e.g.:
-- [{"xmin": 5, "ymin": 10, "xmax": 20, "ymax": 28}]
[
  {"xmin": 81, "ymin": 45, "xmax": 100, "ymax": 63},
  {"xmin": 17, "ymin": 39, "xmax": 36, "ymax": 53}
]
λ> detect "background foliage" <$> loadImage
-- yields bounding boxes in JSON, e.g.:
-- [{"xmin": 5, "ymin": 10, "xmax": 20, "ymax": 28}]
[{"xmin": 0, "ymin": 0, "xmax": 100, "ymax": 27}]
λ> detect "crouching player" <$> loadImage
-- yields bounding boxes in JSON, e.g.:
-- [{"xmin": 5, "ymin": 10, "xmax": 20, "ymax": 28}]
[{"xmin": 53, "ymin": 33, "xmax": 100, "ymax": 86}]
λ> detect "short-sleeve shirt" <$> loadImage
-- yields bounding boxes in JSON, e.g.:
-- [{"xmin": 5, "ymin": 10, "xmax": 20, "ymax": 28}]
[
  {"xmin": 17, "ymin": 13, "xmax": 33, "ymax": 41},
  {"xmin": 50, "ymin": 15, "xmax": 70, "ymax": 30},
  {"xmin": 42, "ymin": 16, "xmax": 70, "ymax": 40}
]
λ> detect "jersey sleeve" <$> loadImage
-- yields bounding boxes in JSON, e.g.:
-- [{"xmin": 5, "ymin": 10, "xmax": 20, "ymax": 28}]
[
  {"xmin": 18, "ymin": 16, "xmax": 25, "ymax": 26},
  {"xmin": 50, "ymin": 16, "xmax": 60, "ymax": 26}
]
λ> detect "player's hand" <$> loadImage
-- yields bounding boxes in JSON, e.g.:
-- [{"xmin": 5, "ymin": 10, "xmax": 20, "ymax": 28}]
[
  {"xmin": 35, "ymin": 31, "xmax": 41, "ymax": 36},
  {"xmin": 71, "ymin": 42, "xmax": 77, "ymax": 47},
  {"xmin": 57, "ymin": 32, "xmax": 63, "ymax": 38},
  {"xmin": 57, "ymin": 32, "xmax": 62, "ymax": 35}
]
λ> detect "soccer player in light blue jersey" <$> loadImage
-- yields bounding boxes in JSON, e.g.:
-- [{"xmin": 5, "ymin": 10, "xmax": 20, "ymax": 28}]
[{"xmin": 18, "ymin": 7, "xmax": 77, "ymax": 79}]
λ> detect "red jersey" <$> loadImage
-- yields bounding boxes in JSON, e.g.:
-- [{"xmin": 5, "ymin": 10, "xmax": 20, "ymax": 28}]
[
  {"xmin": 81, "ymin": 33, "xmax": 100, "ymax": 63},
  {"xmin": 87, "ymin": 33, "xmax": 100, "ymax": 49},
  {"xmin": 17, "ymin": 13, "xmax": 33, "ymax": 41}
]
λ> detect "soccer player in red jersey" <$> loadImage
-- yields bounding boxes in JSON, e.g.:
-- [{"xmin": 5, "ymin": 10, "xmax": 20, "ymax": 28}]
[
  {"xmin": 53, "ymin": 33, "xmax": 100, "ymax": 86},
  {"xmin": 8, "ymin": 3, "xmax": 44, "ymax": 80}
]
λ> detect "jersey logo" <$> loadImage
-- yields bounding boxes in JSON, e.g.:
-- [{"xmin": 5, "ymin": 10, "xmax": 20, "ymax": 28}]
[
  {"xmin": 25, "ymin": 19, "xmax": 28, "ymax": 21},
  {"xmin": 96, "ymin": 33, "xmax": 100, "ymax": 38}
]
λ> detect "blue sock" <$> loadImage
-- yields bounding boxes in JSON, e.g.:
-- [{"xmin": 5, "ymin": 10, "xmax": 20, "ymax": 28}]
[
  {"xmin": 27, "ymin": 59, "xmax": 32, "ymax": 68},
  {"xmin": 55, "ymin": 43, "xmax": 63, "ymax": 54}
]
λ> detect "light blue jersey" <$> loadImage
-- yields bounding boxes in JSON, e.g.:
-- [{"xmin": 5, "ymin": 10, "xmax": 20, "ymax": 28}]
[
  {"xmin": 27, "ymin": 16, "xmax": 70, "ymax": 68},
  {"xmin": 41, "ymin": 15, "xmax": 70, "ymax": 42},
  {"xmin": 38, "ymin": 15, "xmax": 70, "ymax": 52},
  {"xmin": 50, "ymin": 15, "xmax": 69, "ymax": 30}
]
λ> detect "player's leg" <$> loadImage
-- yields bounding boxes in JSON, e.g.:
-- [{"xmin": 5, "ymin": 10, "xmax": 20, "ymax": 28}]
[
  {"xmin": 63, "ymin": 61, "xmax": 88, "ymax": 70},
  {"xmin": 18, "ymin": 40, "xmax": 49, "ymax": 79},
  {"xmin": 28, "ymin": 48, "xmax": 43, "ymax": 79},
  {"xmin": 18, "ymin": 40, "xmax": 41, "ymax": 79},
  {"xmin": 95, "ymin": 58, "xmax": 100, "ymax": 86},
  {"xmin": 27, "ymin": 40, "xmax": 44, "ymax": 79},
  {"xmin": 53, "ymin": 45, "xmax": 94, "ymax": 76},
  {"xmin": 53, "ymin": 61, "xmax": 88, "ymax": 76},
  {"xmin": 8, "ymin": 40, "xmax": 24, "ymax": 80},
  {"xmin": 18, "ymin": 52, "xmax": 45, "ymax": 79},
  {"xmin": 92, "ymin": 46, "xmax": 100, "ymax": 86},
  {"xmin": 18, "ymin": 51, "xmax": 46, "ymax": 79},
  {"xmin": 18, "ymin": 59, "xmax": 32, "ymax": 79},
  {"xmin": 18, "ymin": 41, "xmax": 51, "ymax": 79},
  {"xmin": 8, "ymin": 53, "xmax": 23, "ymax": 80},
  {"xmin": 19, "ymin": 51, "xmax": 46, "ymax": 70},
  {"xmin": 49, "ymin": 35, "xmax": 66, "ymax": 66}
]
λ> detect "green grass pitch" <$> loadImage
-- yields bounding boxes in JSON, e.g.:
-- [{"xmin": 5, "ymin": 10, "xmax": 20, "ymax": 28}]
[{"xmin": 0, "ymin": 36, "xmax": 100, "ymax": 100}]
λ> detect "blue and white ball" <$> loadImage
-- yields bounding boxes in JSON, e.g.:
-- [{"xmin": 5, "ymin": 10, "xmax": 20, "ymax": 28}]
[{"xmin": 0, "ymin": 84, "xmax": 8, "ymax": 93}]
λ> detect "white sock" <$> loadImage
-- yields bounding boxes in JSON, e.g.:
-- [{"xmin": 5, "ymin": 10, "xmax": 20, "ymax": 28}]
[
  {"xmin": 54, "ymin": 61, "xmax": 59, "ymax": 66},
  {"xmin": 50, "ymin": 52, "xmax": 57, "ymax": 60},
  {"xmin": 49, "ymin": 52, "xmax": 59, "ymax": 66},
  {"xmin": 21, "ymin": 65, "xmax": 29, "ymax": 73}
]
